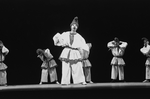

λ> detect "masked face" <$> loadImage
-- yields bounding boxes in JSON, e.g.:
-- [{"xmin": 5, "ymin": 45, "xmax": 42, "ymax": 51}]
[{"xmin": 71, "ymin": 24, "xmax": 78, "ymax": 32}]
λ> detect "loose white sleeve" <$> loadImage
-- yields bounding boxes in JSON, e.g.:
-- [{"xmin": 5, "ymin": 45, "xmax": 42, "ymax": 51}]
[
  {"xmin": 119, "ymin": 42, "xmax": 128, "ymax": 48},
  {"xmin": 53, "ymin": 33, "xmax": 61, "ymax": 46},
  {"xmin": 2, "ymin": 46, "xmax": 9, "ymax": 54},
  {"xmin": 44, "ymin": 49, "xmax": 54, "ymax": 58},
  {"xmin": 53, "ymin": 32, "xmax": 65, "ymax": 46},
  {"xmin": 107, "ymin": 41, "xmax": 115, "ymax": 48},
  {"xmin": 140, "ymin": 46, "xmax": 150, "ymax": 54},
  {"xmin": 79, "ymin": 35, "xmax": 89, "ymax": 52}
]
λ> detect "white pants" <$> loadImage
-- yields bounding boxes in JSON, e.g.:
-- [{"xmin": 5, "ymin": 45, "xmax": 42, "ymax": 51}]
[
  {"xmin": 83, "ymin": 67, "xmax": 91, "ymax": 82},
  {"xmin": 111, "ymin": 65, "xmax": 124, "ymax": 80},
  {"xmin": 61, "ymin": 61, "xmax": 86, "ymax": 84},
  {"xmin": 0, "ymin": 70, "xmax": 7, "ymax": 85},
  {"xmin": 40, "ymin": 68, "xmax": 58, "ymax": 83},
  {"xmin": 146, "ymin": 65, "xmax": 150, "ymax": 79},
  {"xmin": 41, "ymin": 69, "xmax": 48, "ymax": 82}
]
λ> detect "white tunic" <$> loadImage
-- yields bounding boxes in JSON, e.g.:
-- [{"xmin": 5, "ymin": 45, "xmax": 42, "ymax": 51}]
[
  {"xmin": 0, "ymin": 46, "xmax": 9, "ymax": 62},
  {"xmin": 107, "ymin": 41, "xmax": 127, "ymax": 57},
  {"xmin": 140, "ymin": 45, "xmax": 150, "ymax": 65},
  {"xmin": 140, "ymin": 45, "xmax": 150, "ymax": 55},
  {"xmin": 107, "ymin": 41, "xmax": 127, "ymax": 65},
  {"xmin": 0, "ymin": 46, "xmax": 9, "ymax": 70},
  {"xmin": 82, "ymin": 43, "xmax": 92, "ymax": 67},
  {"xmin": 53, "ymin": 31, "xmax": 88, "ymax": 61}
]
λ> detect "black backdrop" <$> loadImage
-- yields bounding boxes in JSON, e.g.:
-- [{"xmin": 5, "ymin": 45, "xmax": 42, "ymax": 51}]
[{"xmin": 0, "ymin": 0, "xmax": 150, "ymax": 85}]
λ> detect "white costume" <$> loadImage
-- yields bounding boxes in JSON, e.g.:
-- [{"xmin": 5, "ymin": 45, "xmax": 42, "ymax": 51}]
[
  {"xmin": 0, "ymin": 45, "xmax": 9, "ymax": 85},
  {"xmin": 53, "ymin": 31, "xmax": 88, "ymax": 84},
  {"xmin": 37, "ymin": 49, "xmax": 58, "ymax": 84},
  {"xmin": 82, "ymin": 43, "xmax": 92, "ymax": 83},
  {"xmin": 140, "ymin": 45, "xmax": 150, "ymax": 80},
  {"xmin": 107, "ymin": 40, "xmax": 127, "ymax": 81}
]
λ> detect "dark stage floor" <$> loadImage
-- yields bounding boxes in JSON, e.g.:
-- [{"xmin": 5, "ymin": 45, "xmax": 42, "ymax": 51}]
[{"xmin": 0, "ymin": 82, "xmax": 150, "ymax": 99}]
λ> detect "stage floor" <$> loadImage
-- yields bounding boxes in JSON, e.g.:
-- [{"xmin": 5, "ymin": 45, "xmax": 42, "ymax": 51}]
[
  {"xmin": 1, "ymin": 83, "xmax": 150, "ymax": 99},
  {"xmin": 1, "ymin": 82, "xmax": 150, "ymax": 91}
]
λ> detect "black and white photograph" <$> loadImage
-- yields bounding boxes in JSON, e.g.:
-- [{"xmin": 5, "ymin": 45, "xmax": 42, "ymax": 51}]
[{"xmin": 0, "ymin": 0, "xmax": 150, "ymax": 98}]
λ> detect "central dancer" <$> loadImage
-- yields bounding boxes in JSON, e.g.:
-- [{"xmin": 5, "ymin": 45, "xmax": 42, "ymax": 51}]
[{"xmin": 53, "ymin": 17, "xmax": 88, "ymax": 85}]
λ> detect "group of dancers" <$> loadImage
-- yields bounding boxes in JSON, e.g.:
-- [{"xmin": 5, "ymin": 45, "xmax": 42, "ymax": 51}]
[
  {"xmin": 108, "ymin": 37, "xmax": 150, "ymax": 83},
  {"xmin": 0, "ymin": 17, "xmax": 150, "ymax": 86}
]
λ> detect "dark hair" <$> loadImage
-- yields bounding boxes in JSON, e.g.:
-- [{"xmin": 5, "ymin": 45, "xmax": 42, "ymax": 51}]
[
  {"xmin": 0, "ymin": 40, "xmax": 3, "ymax": 45},
  {"xmin": 36, "ymin": 49, "xmax": 44, "ymax": 55},
  {"xmin": 142, "ymin": 37, "xmax": 149, "ymax": 42},
  {"xmin": 114, "ymin": 37, "xmax": 119, "ymax": 43}
]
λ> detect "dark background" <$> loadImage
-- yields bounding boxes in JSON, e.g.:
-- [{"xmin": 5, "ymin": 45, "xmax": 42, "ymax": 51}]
[{"xmin": 0, "ymin": 0, "xmax": 150, "ymax": 85}]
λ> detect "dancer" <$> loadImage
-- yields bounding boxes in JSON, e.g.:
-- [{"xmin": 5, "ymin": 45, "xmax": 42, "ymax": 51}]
[
  {"xmin": 107, "ymin": 37, "xmax": 128, "ymax": 82},
  {"xmin": 82, "ymin": 43, "xmax": 93, "ymax": 83},
  {"xmin": 0, "ymin": 40, "xmax": 9, "ymax": 86},
  {"xmin": 37, "ymin": 48, "xmax": 59, "ymax": 84},
  {"xmin": 53, "ymin": 17, "xmax": 88, "ymax": 85},
  {"xmin": 140, "ymin": 37, "xmax": 150, "ymax": 82}
]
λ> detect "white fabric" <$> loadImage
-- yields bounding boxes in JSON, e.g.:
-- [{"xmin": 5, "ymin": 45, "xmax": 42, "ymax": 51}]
[
  {"xmin": 2, "ymin": 46, "xmax": 9, "ymax": 54},
  {"xmin": 108, "ymin": 41, "xmax": 126, "ymax": 80},
  {"xmin": 44, "ymin": 49, "xmax": 53, "ymax": 58},
  {"xmin": 140, "ymin": 45, "xmax": 150, "ymax": 54},
  {"xmin": 107, "ymin": 41, "xmax": 127, "ymax": 56},
  {"xmin": 0, "ymin": 55, "xmax": 5, "ymax": 62},
  {"xmin": 53, "ymin": 33, "xmax": 63, "ymax": 46},
  {"xmin": 111, "ymin": 48, "xmax": 124, "ymax": 56},
  {"xmin": 83, "ymin": 59, "xmax": 92, "ymax": 67},
  {"xmin": 111, "ymin": 65, "xmax": 124, "ymax": 80},
  {"xmin": 49, "ymin": 68, "xmax": 58, "ymax": 82},
  {"xmin": 0, "ymin": 71, "xmax": 7, "ymax": 85},
  {"xmin": 107, "ymin": 41, "xmax": 115, "ymax": 47},
  {"xmin": 53, "ymin": 31, "xmax": 87, "ymax": 84},
  {"xmin": 0, "ymin": 46, "xmax": 9, "ymax": 61},
  {"xmin": 53, "ymin": 31, "xmax": 88, "ymax": 50},
  {"xmin": 40, "ymin": 69, "xmax": 48, "ymax": 82},
  {"xmin": 53, "ymin": 31, "xmax": 88, "ymax": 60},
  {"xmin": 81, "ymin": 43, "xmax": 91, "ymax": 58},
  {"xmin": 140, "ymin": 45, "xmax": 150, "ymax": 79},
  {"xmin": 61, "ymin": 61, "xmax": 86, "ymax": 84},
  {"xmin": 40, "ymin": 68, "xmax": 58, "ymax": 82},
  {"xmin": 87, "ymin": 43, "xmax": 92, "ymax": 49},
  {"xmin": 45, "ymin": 49, "xmax": 51, "ymax": 55},
  {"xmin": 146, "ymin": 58, "xmax": 150, "ymax": 65},
  {"xmin": 119, "ymin": 41, "xmax": 128, "ymax": 48},
  {"xmin": 107, "ymin": 41, "xmax": 127, "ymax": 48},
  {"xmin": 111, "ymin": 57, "xmax": 125, "ymax": 65},
  {"xmin": 146, "ymin": 66, "xmax": 150, "ymax": 79}
]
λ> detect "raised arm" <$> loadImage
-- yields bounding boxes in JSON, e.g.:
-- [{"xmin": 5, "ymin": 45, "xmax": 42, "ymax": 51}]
[
  {"xmin": 53, "ymin": 33, "xmax": 62, "ymax": 46},
  {"xmin": 140, "ymin": 45, "xmax": 150, "ymax": 54},
  {"xmin": 53, "ymin": 32, "xmax": 69, "ymax": 47},
  {"xmin": 107, "ymin": 41, "xmax": 115, "ymax": 48},
  {"xmin": 119, "ymin": 41, "xmax": 128, "ymax": 48},
  {"xmin": 44, "ymin": 49, "xmax": 53, "ymax": 60}
]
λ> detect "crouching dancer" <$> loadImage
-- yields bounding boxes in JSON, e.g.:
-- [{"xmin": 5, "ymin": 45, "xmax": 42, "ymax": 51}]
[{"xmin": 37, "ymin": 48, "xmax": 59, "ymax": 84}]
